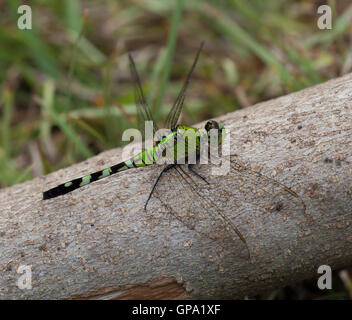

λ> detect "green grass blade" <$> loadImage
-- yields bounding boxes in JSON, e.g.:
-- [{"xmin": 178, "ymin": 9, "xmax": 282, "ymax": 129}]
[
  {"xmin": 0, "ymin": 88, "xmax": 14, "ymax": 156},
  {"xmin": 199, "ymin": 3, "xmax": 300, "ymax": 91},
  {"xmin": 12, "ymin": 164, "xmax": 33, "ymax": 185},
  {"xmin": 153, "ymin": 0, "xmax": 184, "ymax": 120},
  {"xmin": 147, "ymin": 48, "xmax": 168, "ymax": 119},
  {"xmin": 40, "ymin": 79, "xmax": 93, "ymax": 159},
  {"xmin": 66, "ymin": 115, "xmax": 105, "ymax": 145},
  {"xmin": 64, "ymin": 0, "xmax": 82, "ymax": 33}
]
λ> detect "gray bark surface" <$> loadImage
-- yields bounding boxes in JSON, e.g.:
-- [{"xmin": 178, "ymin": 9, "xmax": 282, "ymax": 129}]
[{"xmin": 0, "ymin": 74, "xmax": 351, "ymax": 299}]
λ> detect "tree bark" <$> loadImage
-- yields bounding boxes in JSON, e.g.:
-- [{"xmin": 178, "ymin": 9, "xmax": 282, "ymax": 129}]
[{"xmin": 0, "ymin": 74, "xmax": 351, "ymax": 300}]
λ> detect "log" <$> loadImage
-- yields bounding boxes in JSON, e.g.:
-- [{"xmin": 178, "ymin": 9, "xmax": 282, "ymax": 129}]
[{"xmin": 0, "ymin": 73, "xmax": 351, "ymax": 299}]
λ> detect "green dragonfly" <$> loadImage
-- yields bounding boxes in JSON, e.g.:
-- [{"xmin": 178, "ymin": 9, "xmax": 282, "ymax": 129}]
[{"xmin": 43, "ymin": 42, "xmax": 307, "ymax": 259}]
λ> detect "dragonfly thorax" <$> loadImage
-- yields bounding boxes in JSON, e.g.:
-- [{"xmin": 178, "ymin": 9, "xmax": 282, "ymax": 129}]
[{"xmin": 148, "ymin": 121, "xmax": 226, "ymax": 165}]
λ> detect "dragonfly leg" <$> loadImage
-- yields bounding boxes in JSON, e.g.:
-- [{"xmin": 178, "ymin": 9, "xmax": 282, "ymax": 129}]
[
  {"xmin": 188, "ymin": 164, "xmax": 210, "ymax": 184},
  {"xmin": 144, "ymin": 164, "xmax": 176, "ymax": 210}
]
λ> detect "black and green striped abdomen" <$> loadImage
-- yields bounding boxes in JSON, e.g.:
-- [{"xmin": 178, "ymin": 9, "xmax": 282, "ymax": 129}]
[
  {"xmin": 43, "ymin": 126, "xmax": 207, "ymax": 200},
  {"xmin": 42, "ymin": 160, "xmax": 135, "ymax": 200}
]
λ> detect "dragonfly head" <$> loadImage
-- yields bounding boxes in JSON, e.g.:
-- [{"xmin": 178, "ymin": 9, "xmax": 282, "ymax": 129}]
[{"xmin": 205, "ymin": 120, "xmax": 225, "ymax": 145}]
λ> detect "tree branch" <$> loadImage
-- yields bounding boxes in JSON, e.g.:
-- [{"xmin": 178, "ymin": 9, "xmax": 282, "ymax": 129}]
[{"xmin": 1, "ymin": 74, "xmax": 351, "ymax": 299}]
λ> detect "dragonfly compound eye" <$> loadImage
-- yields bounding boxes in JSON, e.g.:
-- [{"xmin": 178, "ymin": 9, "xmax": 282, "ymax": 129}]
[{"xmin": 205, "ymin": 120, "xmax": 219, "ymax": 132}]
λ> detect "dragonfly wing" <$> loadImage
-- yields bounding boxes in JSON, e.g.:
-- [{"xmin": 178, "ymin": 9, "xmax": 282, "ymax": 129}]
[
  {"xmin": 128, "ymin": 53, "xmax": 158, "ymax": 139},
  {"xmin": 192, "ymin": 155, "xmax": 311, "ymax": 243},
  {"xmin": 220, "ymin": 155, "xmax": 308, "ymax": 221},
  {"xmin": 146, "ymin": 163, "xmax": 250, "ymax": 260},
  {"xmin": 165, "ymin": 42, "xmax": 204, "ymax": 130}
]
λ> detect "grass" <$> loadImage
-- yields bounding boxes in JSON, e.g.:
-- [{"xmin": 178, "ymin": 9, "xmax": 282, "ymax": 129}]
[
  {"xmin": 1, "ymin": 0, "xmax": 352, "ymax": 299},
  {"xmin": 152, "ymin": 0, "xmax": 184, "ymax": 122}
]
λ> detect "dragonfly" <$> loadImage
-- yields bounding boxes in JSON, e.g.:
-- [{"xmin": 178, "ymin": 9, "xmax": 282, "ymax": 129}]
[{"xmin": 43, "ymin": 42, "xmax": 308, "ymax": 260}]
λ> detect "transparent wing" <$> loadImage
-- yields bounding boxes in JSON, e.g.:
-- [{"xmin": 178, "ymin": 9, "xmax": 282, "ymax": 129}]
[
  {"xmin": 146, "ymin": 163, "xmax": 250, "ymax": 260},
  {"xmin": 190, "ymin": 154, "xmax": 311, "ymax": 246},
  {"xmin": 146, "ymin": 154, "xmax": 310, "ymax": 260},
  {"xmin": 165, "ymin": 41, "xmax": 204, "ymax": 130},
  {"xmin": 128, "ymin": 53, "xmax": 158, "ymax": 139},
  {"xmin": 209, "ymin": 154, "xmax": 310, "ymax": 222}
]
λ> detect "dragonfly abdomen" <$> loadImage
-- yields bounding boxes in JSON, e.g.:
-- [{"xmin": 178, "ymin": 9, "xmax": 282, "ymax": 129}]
[{"xmin": 42, "ymin": 158, "xmax": 143, "ymax": 200}]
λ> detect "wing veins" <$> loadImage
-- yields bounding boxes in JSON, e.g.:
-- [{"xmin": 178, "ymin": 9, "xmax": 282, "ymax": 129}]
[
  {"xmin": 174, "ymin": 165, "xmax": 250, "ymax": 259},
  {"xmin": 128, "ymin": 53, "xmax": 158, "ymax": 137},
  {"xmin": 210, "ymin": 154, "xmax": 309, "ymax": 221},
  {"xmin": 165, "ymin": 41, "xmax": 204, "ymax": 130}
]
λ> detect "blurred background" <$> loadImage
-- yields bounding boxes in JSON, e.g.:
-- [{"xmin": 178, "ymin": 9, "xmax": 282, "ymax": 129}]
[{"xmin": 1, "ymin": 0, "xmax": 352, "ymax": 299}]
